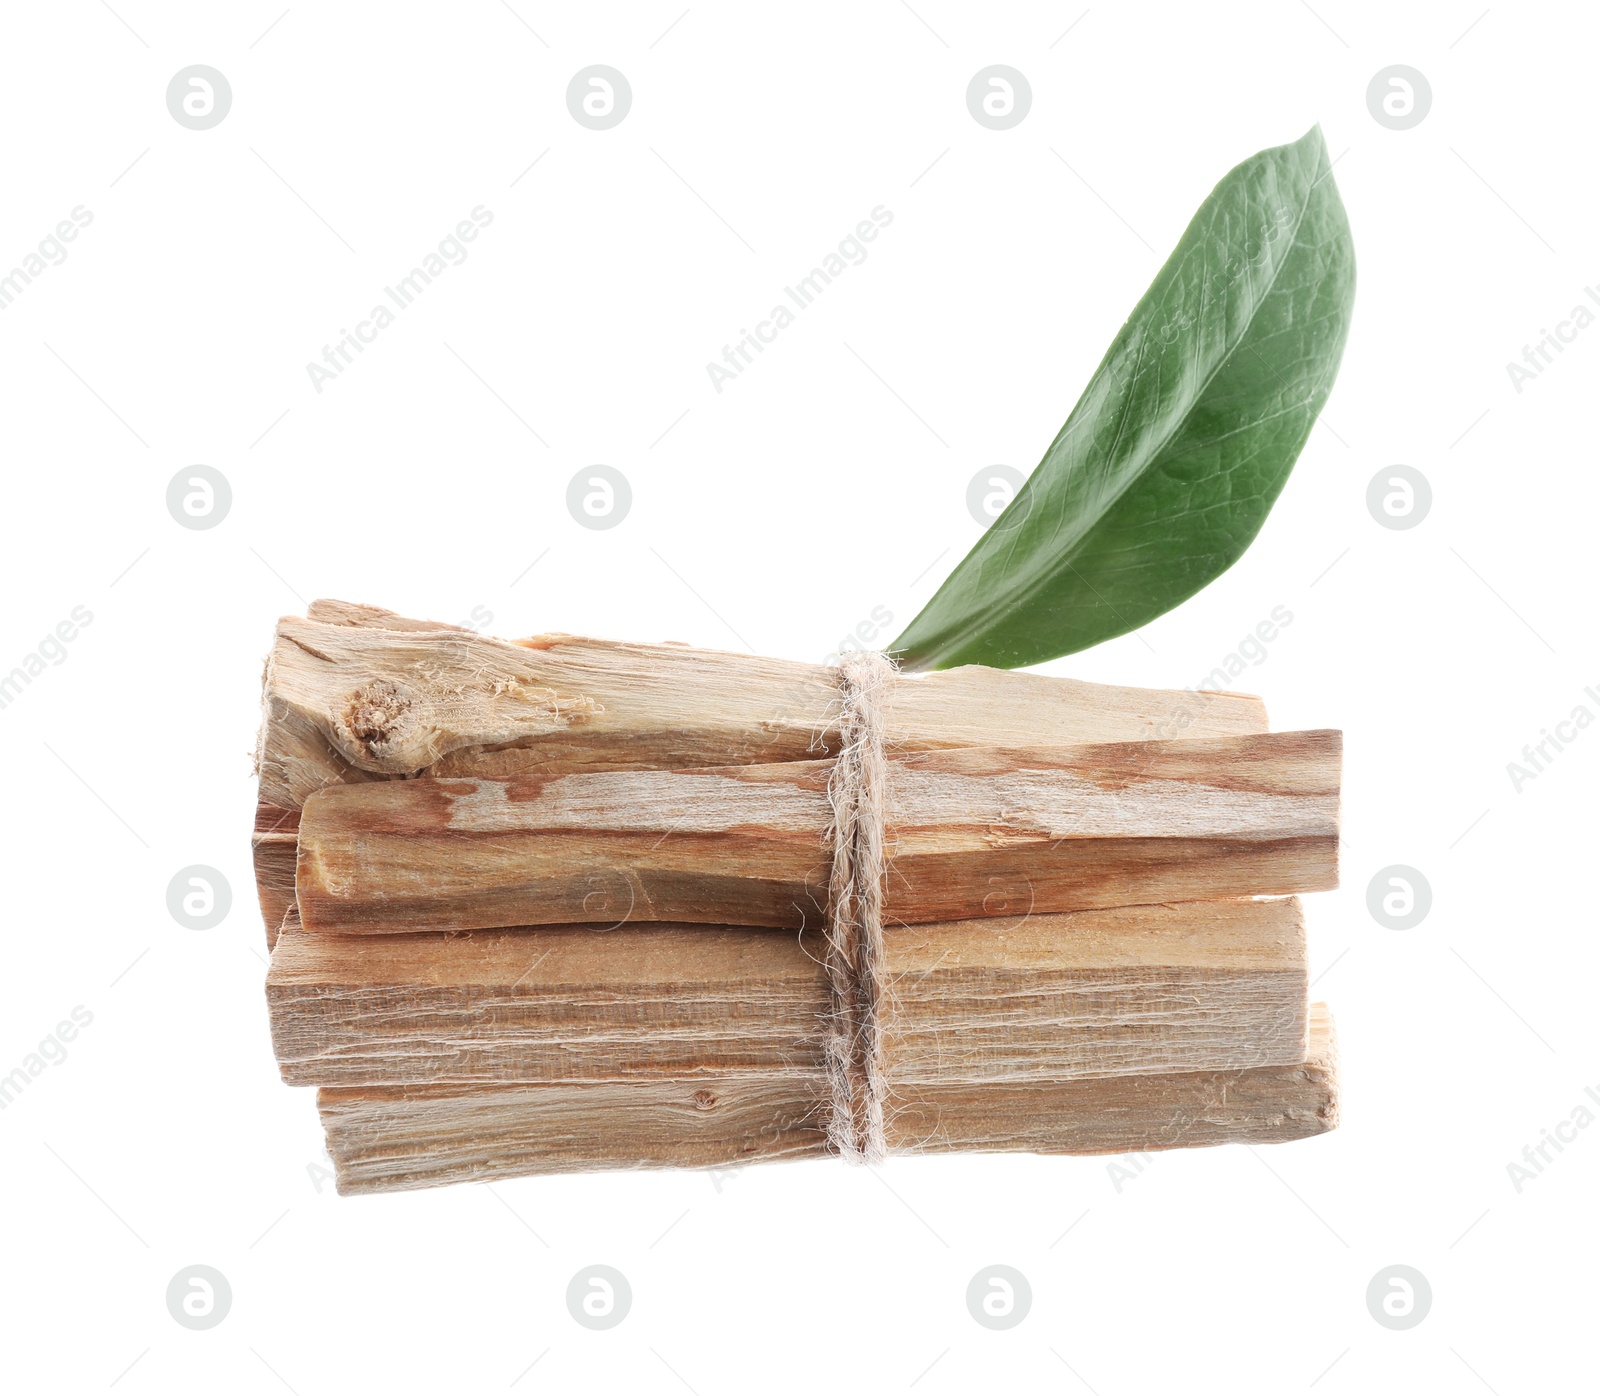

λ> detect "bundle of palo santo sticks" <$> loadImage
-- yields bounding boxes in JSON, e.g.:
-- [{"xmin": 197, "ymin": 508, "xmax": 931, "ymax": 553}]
[{"xmin": 254, "ymin": 601, "xmax": 1341, "ymax": 1195}]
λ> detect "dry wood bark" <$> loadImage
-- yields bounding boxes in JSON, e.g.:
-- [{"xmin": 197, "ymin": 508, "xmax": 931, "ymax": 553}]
[
  {"xmin": 293, "ymin": 730, "xmax": 1340, "ymax": 934},
  {"xmin": 256, "ymin": 602, "xmax": 1270, "ymax": 812},
  {"xmin": 317, "ymin": 1005, "xmax": 1336, "ymax": 1193},
  {"xmin": 268, "ymin": 897, "xmax": 1308, "ymax": 1087}
]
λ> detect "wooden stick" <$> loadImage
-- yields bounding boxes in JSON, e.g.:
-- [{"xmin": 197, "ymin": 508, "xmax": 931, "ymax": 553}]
[
  {"xmin": 316, "ymin": 1006, "xmax": 1337, "ymax": 1193},
  {"xmin": 267, "ymin": 898, "xmax": 1309, "ymax": 1088},
  {"xmin": 257, "ymin": 602, "xmax": 1270, "ymax": 811},
  {"xmin": 294, "ymin": 730, "xmax": 1340, "ymax": 934},
  {"xmin": 252, "ymin": 803, "xmax": 299, "ymax": 947},
  {"xmin": 894, "ymin": 1003, "xmax": 1338, "ymax": 1160}
]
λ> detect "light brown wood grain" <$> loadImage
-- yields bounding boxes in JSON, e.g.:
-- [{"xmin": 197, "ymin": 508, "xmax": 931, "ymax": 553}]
[
  {"xmin": 293, "ymin": 730, "xmax": 1340, "ymax": 934},
  {"xmin": 256, "ymin": 603, "xmax": 1270, "ymax": 812},
  {"xmin": 252, "ymin": 803, "xmax": 299, "ymax": 949},
  {"xmin": 316, "ymin": 1005, "xmax": 1337, "ymax": 1193},
  {"xmin": 892, "ymin": 1003, "xmax": 1338, "ymax": 1160},
  {"xmin": 267, "ymin": 898, "xmax": 1308, "ymax": 1088},
  {"xmin": 304, "ymin": 599, "xmax": 468, "ymax": 633}
]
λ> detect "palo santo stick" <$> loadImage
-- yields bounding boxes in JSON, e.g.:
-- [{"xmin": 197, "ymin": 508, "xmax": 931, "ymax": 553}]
[
  {"xmin": 267, "ymin": 898, "xmax": 1308, "ymax": 1088},
  {"xmin": 257, "ymin": 603, "xmax": 1269, "ymax": 811},
  {"xmin": 316, "ymin": 1006, "xmax": 1337, "ymax": 1193},
  {"xmin": 894, "ymin": 1003, "xmax": 1338, "ymax": 1160},
  {"xmin": 269, "ymin": 908, "xmax": 824, "ymax": 1086},
  {"xmin": 253, "ymin": 804, "xmax": 299, "ymax": 948},
  {"xmin": 294, "ymin": 730, "xmax": 1340, "ymax": 934}
]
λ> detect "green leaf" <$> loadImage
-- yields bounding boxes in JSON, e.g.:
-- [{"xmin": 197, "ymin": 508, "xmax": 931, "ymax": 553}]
[{"xmin": 892, "ymin": 125, "xmax": 1355, "ymax": 671}]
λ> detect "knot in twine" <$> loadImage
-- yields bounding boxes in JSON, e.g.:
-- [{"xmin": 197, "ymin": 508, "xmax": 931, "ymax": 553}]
[{"xmin": 823, "ymin": 650, "xmax": 896, "ymax": 1164}]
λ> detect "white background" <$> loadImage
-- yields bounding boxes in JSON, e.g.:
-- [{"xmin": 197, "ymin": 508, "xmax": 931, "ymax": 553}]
[{"xmin": 1, "ymin": 2, "xmax": 1594, "ymax": 1391}]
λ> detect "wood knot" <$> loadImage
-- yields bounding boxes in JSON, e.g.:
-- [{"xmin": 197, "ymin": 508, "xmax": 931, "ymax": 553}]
[
  {"xmin": 333, "ymin": 679, "xmax": 428, "ymax": 772},
  {"xmin": 691, "ymin": 1089, "xmax": 718, "ymax": 1111},
  {"xmin": 345, "ymin": 680, "xmax": 411, "ymax": 750}
]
